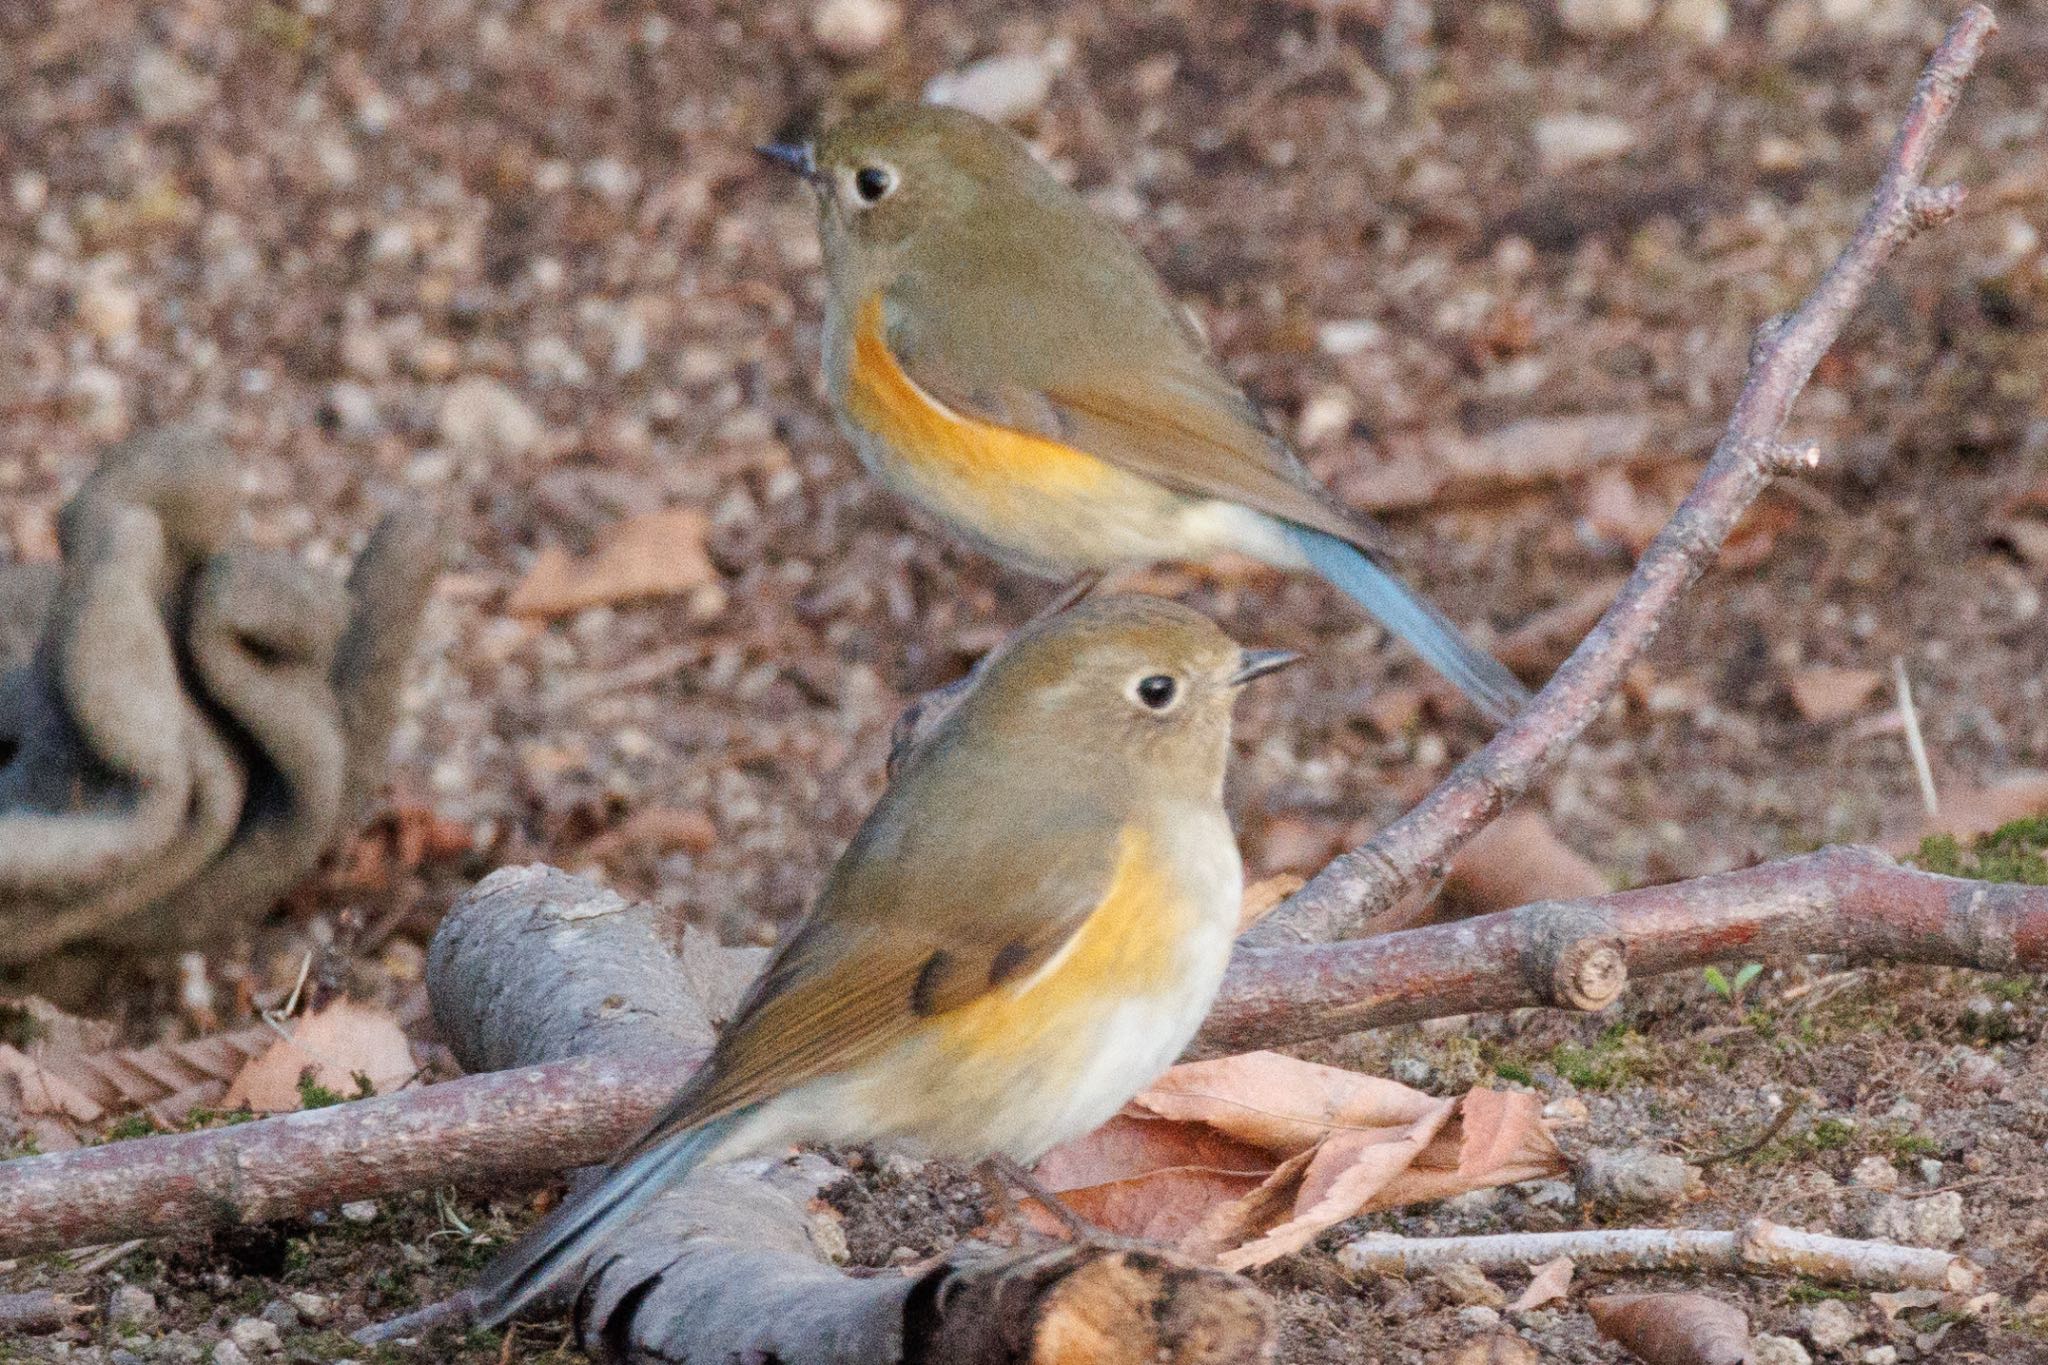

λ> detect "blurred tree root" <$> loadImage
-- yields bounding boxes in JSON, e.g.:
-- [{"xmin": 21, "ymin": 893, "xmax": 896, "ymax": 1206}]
[{"xmin": 0, "ymin": 427, "xmax": 441, "ymax": 963}]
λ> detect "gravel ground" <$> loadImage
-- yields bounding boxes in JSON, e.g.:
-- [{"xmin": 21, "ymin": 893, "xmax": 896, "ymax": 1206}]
[{"xmin": 2, "ymin": 0, "xmax": 2045, "ymax": 1359}]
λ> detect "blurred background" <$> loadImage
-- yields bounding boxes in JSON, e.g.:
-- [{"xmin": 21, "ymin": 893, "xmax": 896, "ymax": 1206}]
[{"xmin": 1, "ymin": 0, "xmax": 2046, "ymax": 1355}]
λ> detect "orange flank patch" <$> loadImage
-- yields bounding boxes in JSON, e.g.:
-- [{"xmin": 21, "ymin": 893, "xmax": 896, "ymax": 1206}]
[
  {"xmin": 844, "ymin": 293, "xmax": 1114, "ymax": 499},
  {"xmin": 931, "ymin": 826, "xmax": 1190, "ymax": 1060}
]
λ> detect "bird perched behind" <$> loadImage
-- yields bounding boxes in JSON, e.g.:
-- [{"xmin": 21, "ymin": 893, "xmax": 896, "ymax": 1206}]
[
  {"xmin": 760, "ymin": 101, "xmax": 1532, "ymax": 723},
  {"xmin": 470, "ymin": 594, "xmax": 1298, "ymax": 1325}
]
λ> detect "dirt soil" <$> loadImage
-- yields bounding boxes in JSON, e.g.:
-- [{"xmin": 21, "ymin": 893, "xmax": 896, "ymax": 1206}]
[{"xmin": 3, "ymin": 0, "xmax": 2047, "ymax": 1360}]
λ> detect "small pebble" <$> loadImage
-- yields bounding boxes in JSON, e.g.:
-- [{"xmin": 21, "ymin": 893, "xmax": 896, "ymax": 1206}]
[
  {"xmin": 1657, "ymin": 0, "xmax": 1730, "ymax": 41},
  {"xmin": 1805, "ymin": 1297, "xmax": 1865, "ymax": 1351},
  {"xmin": 1862, "ymin": 1348, "xmax": 1898, "ymax": 1365},
  {"xmin": 1556, "ymin": 0, "xmax": 1653, "ymax": 38},
  {"xmin": 1917, "ymin": 1158, "xmax": 1943, "ymax": 1186},
  {"xmin": 1434, "ymin": 1261, "xmax": 1507, "ymax": 1308},
  {"xmin": 339, "ymin": 1199, "xmax": 379, "ymax": 1224},
  {"xmin": 1533, "ymin": 114, "xmax": 1638, "ymax": 172},
  {"xmin": 808, "ymin": 0, "xmax": 900, "ymax": 57},
  {"xmin": 1455, "ymin": 1305, "xmax": 1502, "ymax": 1331},
  {"xmin": 1850, "ymin": 1155, "xmax": 1899, "ymax": 1192},
  {"xmin": 1909, "ymin": 1190, "xmax": 1965, "ymax": 1247},
  {"xmin": 1751, "ymin": 1336, "xmax": 1813, "ymax": 1365},
  {"xmin": 109, "ymin": 1283, "xmax": 158, "ymax": 1329},
  {"xmin": 1316, "ymin": 319, "xmax": 1383, "ymax": 356},
  {"xmin": 212, "ymin": 1341, "xmax": 250, "ymax": 1365},
  {"xmin": 440, "ymin": 376, "xmax": 543, "ymax": 459},
  {"xmin": 1575, "ymin": 1147, "xmax": 1689, "ymax": 1210},
  {"xmin": 130, "ymin": 47, "xmax": 214, "ymax": 123},
  {"xmin": 925, "ymin": 49, "xmax": 1061, "ymax": 123},
  {"xmin": 1520, "ymin": 1178, "xmax": 1579, "ymax": 1212},
  {"xmin": 229, "ymin": 1318, "xmax": 282, "ymax": 1355},
  {"xmin": 287, "ymin": 1291, "xmax": 333, "ymax": 1324}
]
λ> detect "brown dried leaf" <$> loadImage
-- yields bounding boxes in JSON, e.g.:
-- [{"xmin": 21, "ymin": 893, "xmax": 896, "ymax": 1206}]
[
  {"xmin": 1588, "ymin": 1292, "xmax": 1751, "ymax": 1365},
  {"xmin": 1786, "ymin": 666, "xmax": 1885, "ymax": 723},
  {"xmin": 223, "ymin": 999, "xmax": 415, "ymax": 1112},
  {"xmin": 574, "ymin": 806, "xmax": 718, "ymax": 864},
  {"xmin": 1441, "ymin": 810, "xmax": 1607, "ymax": 918},
  {"xmin": 1870, "ymin": 1288, "xmax": 1944, "ymax": 1320},
  {"xmin": 1884, "ymin": 771, "xmax": 2048, "ymax": 854},
  {"xmin": 1349, "ymin": 413, "xmax": 1655, "ymax": 512},
  {"xmin": 1507, "ymin": 1255, "xmax": 1575, "ymax": 1312},
  {"xmin": 0, "ymin": 998, "xmax": 276, "ymax": 1146},
  {"xmin": 1238, "ymin": 873, "xmax": 1305, "ymax": 931},
  {"xmin": 506, "ymin": 507, "xmax": 714, "ymax": 617},
  {"xmin": 1032, "ymin": 1052, "xmax": 1564, "ymax": 1271}
]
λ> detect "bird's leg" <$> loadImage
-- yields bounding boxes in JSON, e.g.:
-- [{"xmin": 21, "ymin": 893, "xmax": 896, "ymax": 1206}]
[{"xmin": 982, "ymin": 1153, "xmax": 1108, "ymax": 1243}]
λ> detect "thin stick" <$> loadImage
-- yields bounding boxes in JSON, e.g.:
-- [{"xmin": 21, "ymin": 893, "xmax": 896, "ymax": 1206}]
[
  {"xmin": 1247, "ymin": 5, "xmax": 1998, "ymax": 947},
  {"xmin": 1337, "ymin": 1219, "xmax": 1980, "ymax": 1292},
  {"xmin": 1892, "ymin": 654, "xmax": 1941, "ymax": 818}
]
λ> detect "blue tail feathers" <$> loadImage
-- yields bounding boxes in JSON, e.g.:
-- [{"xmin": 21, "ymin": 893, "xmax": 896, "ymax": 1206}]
[
  {"xmin": 1284, "ymin": 523, "xmax": 1531, "ymax": 725},
  {"xmin": 472, "ymin": 1109, "xmax": 749, "ymax": 1328}
]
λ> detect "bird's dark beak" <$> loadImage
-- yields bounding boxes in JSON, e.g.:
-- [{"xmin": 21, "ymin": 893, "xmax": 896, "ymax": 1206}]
[
  {"xmin": 1229, "ymin": 649, "xmax": 1302, "ymax": 686},
  {"xmin": 755, "ymin": 140, "xmax": 820, "ymax": 184}
]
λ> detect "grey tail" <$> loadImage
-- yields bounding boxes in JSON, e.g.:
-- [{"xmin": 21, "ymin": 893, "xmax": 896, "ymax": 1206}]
[
  {"xmin": 471, "ymin": 1108, "xmax": 749, "ymax": 1328},
  {"xmin": 1284, "ymin": 523, "xmax": 1532, "ymax": 725}
]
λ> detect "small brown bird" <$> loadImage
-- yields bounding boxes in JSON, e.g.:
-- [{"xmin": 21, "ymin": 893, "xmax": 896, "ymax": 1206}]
[
  {"xmin": 760, "ymin": 101, "xmax": 1531, "ymax": 722},
  {"xmin": 470, "ymin": 594, "xmax": 1297, "ymax": 1325}
]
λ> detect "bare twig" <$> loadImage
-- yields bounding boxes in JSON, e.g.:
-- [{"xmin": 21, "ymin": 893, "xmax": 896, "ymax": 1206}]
[
  {"xmin": 2, "ymin": 846, "xmax": 2041, "ymax": 1258},
  {"xmin": 1246, "ymin": 5, "xmax": 1998, "ymax": 947},
  {"xmin": 1337, "ymin": 1219, "xmax": 1982, "ymax": 1293},
  {"xmin": 1200, "ymin": 845, "xmax": 2047, "ymax": 1052},
  {"xmin": 1893, "ymin": 654, "xmax": 1942, "ymax": 817}
]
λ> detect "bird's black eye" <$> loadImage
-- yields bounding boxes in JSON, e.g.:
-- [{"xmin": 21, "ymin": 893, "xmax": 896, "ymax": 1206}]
[
  {"xmin": 1134, "ymin": 674, "xmax": 1178, "ymax": 711},
  {"xmin": 852, "ymin": 165, "xmax": 895, "ymax": 204}
]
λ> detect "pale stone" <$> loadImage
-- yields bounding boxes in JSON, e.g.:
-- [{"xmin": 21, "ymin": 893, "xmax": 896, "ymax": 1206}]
[
  {"xmin": 809, "ymin": 0, "xmax": 901, "ymax": 57},
  {"xmin": 1557, "ymin": 0, "xmax": 1653, "ymax": 37},
  {"xmin": 1533, "ymin": 114, "xmax": 1638, "ymax": 172},
  {"xmin": 439, "ymin": 376, "xmax": 543, "ymax": 459}
]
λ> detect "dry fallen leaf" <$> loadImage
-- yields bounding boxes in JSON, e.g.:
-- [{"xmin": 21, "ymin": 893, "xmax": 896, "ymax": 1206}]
[
  {"xmin": 1883, "ymin": 771, "xmax": 2048, "ymax": 854},
  {"xmin": 506, "ymin": 507, "xmax": 714, "ymax": 617},
  {"xmin": 0, "ymin": 997, "xmax": 275, "ymax": 1148},
  {"xmin": 223, "ymin": 999, "xmax": 415, "ymax": 1112},
  {"xmin": 1239, "ymin": 873, "xmax": 1305, "ymax": 931},
  {"xmin": 574, "ymin": 806, "xmax": 719, "ymax": 865},
  {"xmin": 1870, "ymin": 1288, "xmax": 1944, "ymax": 1320},
  {"xmin": 1786, "ymin": 666, "xmax": 1885, "ymax": 723},
  {"xmin": 1441, "ymin": 810, "xmax": 1607, "ymax": 918},
  {"xmin": 1349, "ymin": 412, "xmax": 1655, "ymax": 512},
  {"xmin": 1588, "ymin": 1292, "xmax": 1751, "ymax": 1365},
  {"xmin": 1507, "ymin": 1255, "xmax": 1575, "ymax": 1313},
  {"xmin": 1031, "ymin": 1052, "xmax": 1563, "ymax": 1270}
]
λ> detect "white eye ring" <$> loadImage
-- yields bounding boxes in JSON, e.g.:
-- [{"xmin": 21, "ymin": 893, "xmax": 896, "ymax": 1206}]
[
  {"xmin": 848, "ymin": 163, "xmax": 898, "ymax": 207},
  {"xmin": 1128, "ymin": 672, "xmax": 1182, "ymax": 713}
]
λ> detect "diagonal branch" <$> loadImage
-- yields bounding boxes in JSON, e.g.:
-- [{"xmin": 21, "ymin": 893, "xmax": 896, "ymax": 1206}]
[{"xmin": 1242, "ymin": 3, "xmax": 1999, "ymax": 949}]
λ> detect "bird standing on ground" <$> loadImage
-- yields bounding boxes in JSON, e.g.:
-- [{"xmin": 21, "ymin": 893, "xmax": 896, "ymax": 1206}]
[
  {"xmin": 470, "ymin": 594, "xmax": 1298, "ymax": 1325},
  {"xmin": 761, "ymin": 101, "xmax": 1532, "ymax": 723}
]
